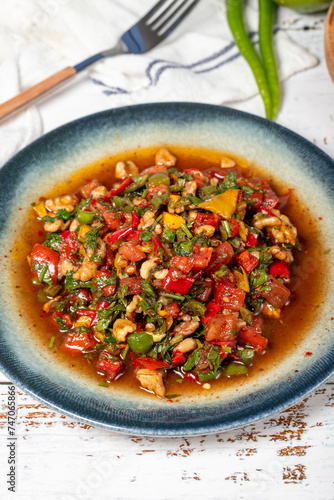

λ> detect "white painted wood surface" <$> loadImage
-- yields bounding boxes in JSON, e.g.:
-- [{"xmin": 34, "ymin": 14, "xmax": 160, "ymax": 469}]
[{"xmin": 1, "ymin": 5, "xmax": 334, "ymax": 500}]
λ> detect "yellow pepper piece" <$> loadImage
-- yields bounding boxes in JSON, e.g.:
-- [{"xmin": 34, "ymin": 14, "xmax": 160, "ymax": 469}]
[
  {"xmin": 78, "ymin": 224, "xmax": 91, "ymax": 242},
  {"xmin": 234, "ymin": 268, "xmax": 250, "ymax": 293},
  {"xmin": 139, "ymin": 242, "xmax": 153, "ymax": 253},
  {"xmin": 169, "ymin": 194, "xmax": 181, "ymax": 203},
  {"xmin": 33, "ymin": 202, "xmax": 47, "ymax": 218},
  {"xmin": 238, "ymin": 221, "xmax": 248, "ymax": 242},
  {"xmin": 158, "ymin": 309, "xmax": 174, "ymax": 330},
  {"xmin": 147, "ymin": 332, "xmax": 167, "ymax": 342},
  {"xmin": 262, "ymin": 302, "xmax": 281, "ymax": 319},
  {"xmin": 114, "ymin": 252, "xmax": 128, "ymax": 276},
  {"xmin": 74, "ymin": 316, "xmax": 92, "ymax": 328},
  {"xmin": 26, "ymin": 255, "xmax": 31, "ymax": 266},
  {"xmin": 94, "ymin": 331, "xmax": 106, "ymax": 343},
  {"xmin": 162, "ymin": 212, "xmax": 185, "ymax": 230},
  {"xmin": 198, "ymin": 189, "xmax": 240, "ymax": 220}
]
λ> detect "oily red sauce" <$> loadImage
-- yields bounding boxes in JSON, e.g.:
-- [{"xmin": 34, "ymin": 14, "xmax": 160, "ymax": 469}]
[{"xmin": 10, "ymin": 146, "xmax": 326, "ymax": 400}]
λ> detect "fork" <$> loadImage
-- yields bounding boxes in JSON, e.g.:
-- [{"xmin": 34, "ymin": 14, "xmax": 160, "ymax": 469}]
[{"xmin": 0, "ymin": 0, "xmax": 200, "ymax": 122}]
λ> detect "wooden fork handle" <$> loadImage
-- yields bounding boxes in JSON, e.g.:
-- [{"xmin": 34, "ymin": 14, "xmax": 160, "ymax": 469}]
[{"xmin": 0, "ymin": 66, "xmax": 77, "ymax": 121}]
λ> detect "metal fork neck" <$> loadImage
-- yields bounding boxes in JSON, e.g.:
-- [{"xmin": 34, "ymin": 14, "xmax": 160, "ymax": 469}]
[{"xmin": 74, "ymin": 40, "xmax": 127, "ymax": 73}]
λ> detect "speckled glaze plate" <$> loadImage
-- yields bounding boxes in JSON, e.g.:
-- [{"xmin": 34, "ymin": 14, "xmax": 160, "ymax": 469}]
[{"xmin": 0, "ymin": 103, "xmax": 334, "ymax": 436}]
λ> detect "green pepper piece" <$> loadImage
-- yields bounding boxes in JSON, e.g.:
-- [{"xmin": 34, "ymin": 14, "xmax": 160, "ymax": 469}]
[
  {"xmin": 123, "ymin": 174, "xmax": 149, "ymax": 193},
  {"xmin": 197, "ymin": 369, "xmax": 219, "ymax": 382},
  {"xmin": 37, "ymin": 289, "xmax": 49, "ymax": 304},
  {"xmin": 147, "ymin": 172, "xmax": 170, "ymax": 188},
  {"xmin": 127, "ymin": 331, "xmax": 154, "ymax": 354},
  {"xmin": 77, "ymin": 211, "xmax": 94, "ymax": 225},
  {"xmin": 225, "ymin": 362, "xmax": 248, "ymax": 377},
  {"xmin": 183, "ymin": 299, "xmax": 207, "ymax": 317}
]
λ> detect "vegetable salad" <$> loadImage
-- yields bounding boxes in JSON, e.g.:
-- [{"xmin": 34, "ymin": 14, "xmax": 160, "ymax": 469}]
[{"xmin": 29, "ymin": 148, "xmax": 297, "ymax": 398}]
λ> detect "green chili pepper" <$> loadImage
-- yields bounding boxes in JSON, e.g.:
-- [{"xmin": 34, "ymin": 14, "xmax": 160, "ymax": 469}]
[
  {"xmin": 226, "ymin": 0, "xmax": 272, "ymax": 119},
  {"xmin": 225, "ymin": 361, "xmax": 248, "ymax": 377},
  {"xmin": 259, "ymin": 0, "xmax": 280, "ymax": 119},
  {"xmin": 123, "ymin": 174, "xmax": 149, "ymax": 193},
  {"xmin": 181, "ymin": 224, "xmax": 193, "ymax": 239},
  {"xmin": 127, "ymin": 331, "xmax": 154, "ymax": 354},
  {"xmin": 147, "ymin": 172, "xmax": 170, "ymax": 187},
  {"xmin": 77, "ymin": 210, "xmax": 94, "ymax": 225},
  {"xmin": 197, "ymin": 369, "xmax": 219, "ymax": 382}
]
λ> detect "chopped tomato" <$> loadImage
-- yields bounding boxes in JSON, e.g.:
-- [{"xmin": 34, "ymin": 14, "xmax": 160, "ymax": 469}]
[
  {"xmin": 195, "ymin": 279, "xmax": 214, "ymax": 302},
  {"xmin": 195, "ymin": 212, "xmax": 221, "ymax": 228},
  {"xmin": 238, "ymin": 326, "xmax": 268, "ymax": 355},
  {"xmin": 214, "ymin": 280, "xmax": 246, "ymax": 311},
  {"xmin": 262, "ymin": 192, "xmax": 279, "ymax": 210},
  {"xmin": 146, "ymin": 184, "xmax": 169, "ymax": 200},
  {"xmin": 96, "ymin": 351, "xmax": 124, "ymax": 380},
  {"xmin": 30, "ymin": 243, "xmax": 59, "ymax": 284},
  {"xmin": 58, "ymin": 231, "xmax": 80, "ymax": 261},
  {"xmin": 192, "ymin": 247, "xmax": 213, "ymax": 271},
  {"xmin": 100, "ymin": 210, "xmax": 123, "ymax": 231},
  {"xmin": 171, "ymin": 256, "xmax": 193, "ymax": 274},
  {"xmin": 205, "ymin": 313, "xmax": 237, "ymax": 345},
  {"xmin": 100, "ymin": 245, "xmax": 114, "ymax": 270},
  {"xmin": 50, "ymin": 311, "xmax": 73, "ymax": 331},
  {"xmin": 205, "ymin": 241, "xmax": 234, "ymax": 275},
  {"xmin": 119, "ymin": 242, "xmax": 146, "ymax": 262},
  {"xmin": 120, "ymin": 278, "xmax": 143, "ymax": 295},
  {"xmin": 92, "ymin": 270, "xmax": 116, "ymax": 297},
  {"xmin": 132, "ymin": 357, "xmax": 172, "ymax": 370},
  {"xmin": 260, "ymin": 276, "xmax": 290, "ymax": 309},
  {"xmin": 236, "ymin": 250, "xmax": 259, "ymax": 273},
  {"xmin": 59, "ymin": 331, "xmax": 96, "ymax": 356},
  {"xmin": 163, "ymin": 301, "xmax": 181, "ymax": 318},
  {"xmin": 243, "ymin": 190, "xmax": 263, "ymax": 210}
]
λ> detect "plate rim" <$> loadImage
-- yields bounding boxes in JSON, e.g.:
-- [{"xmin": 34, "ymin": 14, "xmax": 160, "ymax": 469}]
[{"xmin": 1, "ymin": 102, "xmax": 334, "ymax": 436}]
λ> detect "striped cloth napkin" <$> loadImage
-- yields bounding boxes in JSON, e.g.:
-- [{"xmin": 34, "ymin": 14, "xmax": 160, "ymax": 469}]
[{"xmin": 0, "ymin": 0, "xmax": 318, "ymax": 167}]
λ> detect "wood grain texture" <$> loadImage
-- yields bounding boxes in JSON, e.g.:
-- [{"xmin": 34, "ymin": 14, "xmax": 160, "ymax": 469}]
[{"xmin": 0, "ymin": 66, "xmax": 76, "ymax": 121}]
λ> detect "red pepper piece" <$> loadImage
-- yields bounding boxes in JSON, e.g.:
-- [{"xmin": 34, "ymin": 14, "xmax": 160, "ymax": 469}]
[
  {"xmin": 236, "ymin": 250, "xmax": 259, "ymax": 274},
  {"xmin": 90, "ymin": 301, "xmax": 110, "ymax": 327},
  {"xmin": 107, "ymin": 225, "xmax": 134, "ymax": 244},
  {"xmin": 109, "ymin": 177, "xmax": 132, "ymax": 196},
  {"xmin": 172, "ymin": 352, "xmax": 187, "ymax": 365},
  {"xmin": 76, "ymin": 309, "xmax": 96, "ymax": 318},
  {"xmin": 30, "ymin": 243, "xmax": 59, "ymax": 284},
  {"xmin": 152, "ymin": 236, "xmax": 164, "ymax": 251},
  {"xmin": 61, "ymin": 230, "xmax": 71, "ymax": 241},
  {"xmin": 132, "ymin": 210, "xmax": 140, "ymax": 229},
  {"xmin": 269, "ymin": 260, "xmax": 290, "ymax": 278},
  {"xmin": 230, "ymin": 218, "xmax": 239, "ymax": 238},
  {"xmin": 132, "ymin": 357, "xmax": 172, "ymax": 370},
  {"xmin": 163, "ymin": 268, "xmax": 195, "ymax": 295},
  {"xmin": 259, "ymin": 206, "xmax": 274, "ymax": 217},
  {"xmin": 201, "ymin": 301, "xmax": 222, "ymax": 324},
  {"xmin": 246, "ymin": 233, "xmax": 258, "ymax": 247}
]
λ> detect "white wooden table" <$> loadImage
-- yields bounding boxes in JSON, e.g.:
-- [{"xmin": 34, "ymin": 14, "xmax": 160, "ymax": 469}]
[{"xmin": 1, "ymin": 6, "xmax": 334, "ymax": 500}]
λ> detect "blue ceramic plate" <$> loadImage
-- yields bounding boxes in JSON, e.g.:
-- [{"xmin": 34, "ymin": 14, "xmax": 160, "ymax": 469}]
[{"xmin": 0, "ymin": 103, "xmax": 334, "ymax": 436}]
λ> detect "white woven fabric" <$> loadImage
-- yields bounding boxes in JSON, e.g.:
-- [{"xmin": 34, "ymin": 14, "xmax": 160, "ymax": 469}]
[{"xmin": 0, "ymin": 0, "xmax": 318, "ymax": 166}]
